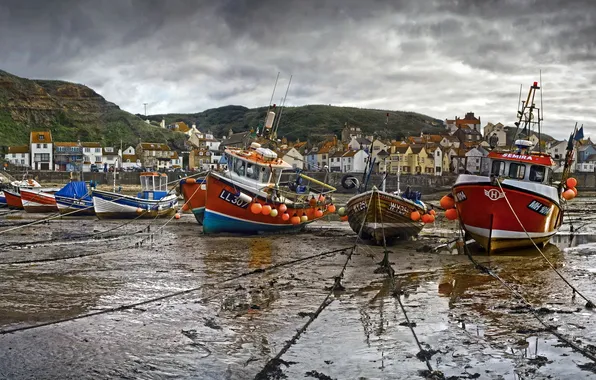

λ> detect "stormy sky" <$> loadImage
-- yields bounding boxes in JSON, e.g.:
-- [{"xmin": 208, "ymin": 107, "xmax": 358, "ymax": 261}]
[{"xmin": 1, "ymin": 0, "xmax": 595, "ymax": 139}]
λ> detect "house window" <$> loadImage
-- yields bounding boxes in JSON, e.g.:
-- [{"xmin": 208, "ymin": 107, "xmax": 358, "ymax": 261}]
[
  {"xmin": 43, "ymin": 144, "xmax": 47, "ymax": 148},
  {"xmin": 39, "ymin": 135, "xmax": 44, "ymax": 140},
  {"xmin": 95, "ymin": 148, "xmax": 101, "ymax": 153},
  {"xmin": 37, "ymin": 144, "xmax": 41, "ymax": 148}
]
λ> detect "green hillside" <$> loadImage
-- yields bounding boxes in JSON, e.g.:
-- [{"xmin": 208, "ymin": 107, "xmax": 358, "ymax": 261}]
[
  {"xmin": 0, "ymin": 70, "xmax": 187, "ymax": 149},
  {"xmin": 144, "ymin": 104, "xmax": 444, "ymax": 142}
]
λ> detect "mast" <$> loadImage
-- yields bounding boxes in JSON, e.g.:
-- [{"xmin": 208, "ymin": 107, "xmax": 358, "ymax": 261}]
[
  {"xmin": 397, "ymin": 154, "xmax": 401, "ymax": 193},
  {"xmin": 272, "ymin": 75, "xmax": 293, "ymax": 141}
]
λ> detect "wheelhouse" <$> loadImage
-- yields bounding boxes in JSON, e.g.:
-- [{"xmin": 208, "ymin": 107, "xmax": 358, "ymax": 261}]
[
  {"xmin": 224, "ymin": 143, "xmax": 292, "ymax": 187},
  {"xmin": 487, "ymin": 151, "xmax": 555, "ymax": 184},
  {"xmin": 139, "ymin": 172, "xmax": 168, "ymax": 199}
]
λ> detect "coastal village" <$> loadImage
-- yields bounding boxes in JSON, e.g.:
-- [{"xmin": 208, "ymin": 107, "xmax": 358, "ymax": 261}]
[{"xmin": 2, "ymin": 111, "xmax": 594, "ymax": 175}]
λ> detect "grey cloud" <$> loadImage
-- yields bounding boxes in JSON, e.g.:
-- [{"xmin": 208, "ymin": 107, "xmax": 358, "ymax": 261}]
[{"xmin": 0, "ymin": 0, "xmax": 595, "ymax": 140}]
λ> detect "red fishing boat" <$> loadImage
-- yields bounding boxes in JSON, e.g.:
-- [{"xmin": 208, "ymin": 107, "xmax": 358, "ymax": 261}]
[
  {"xmin": 181, "ymin": 142, "xmax": 337, "ymax": 234},
  {"xmin": 3, "ymin": 178, "xmax": 42, "ymax": 210},
  {"xmin": 20, "ymin": 188, "xmax": 60, "ymax": 213},
  {"xmin": 448, "ymin": 81, "xmax": 578, "ymax": 253}
]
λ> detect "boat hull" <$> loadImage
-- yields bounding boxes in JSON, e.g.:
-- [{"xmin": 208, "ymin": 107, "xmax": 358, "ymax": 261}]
[
  {"xmin": 92, "ymin": 190, "xmax": 178, "ymax": 219},
  {"xmin": 453, "ymin": 175, "xmax": 562, "ymax": 254},
  {"xmin": 4, "ymin": 189, "xmax": 23, "ymax": 209},
  {"xmin": 20, "ymin": 189, "xmax": 58, "ymax": 213},
  {"xmin": 179, "ymin": 177, "xmax": 206, "ymax": 224},
  {"xmin": 346, "ymin": 189, "xmax": 426, "ymax": 244},
  {"xmin": 202, "ymin": 172, "xmax": 327, "ymax": 234},
  {"xmin": 55, "ymin": 197, "xmax": 96, "ymax": 216}
]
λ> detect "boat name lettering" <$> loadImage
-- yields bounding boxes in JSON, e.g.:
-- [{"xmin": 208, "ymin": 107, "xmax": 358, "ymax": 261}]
[
  {"xmin": 455, "ymin": 191, "xmax": 467, "ymax": 202},
  {"xmin": 219, "ymin": 189, "xmax": 249, "ymax": 209},
  {"xmin": 527, "ymin": 200, "xmax": 550, "ymax": 216},
  {"xmin": 501, "ymin": 153, "xmax": 532, "ymax": 160},
  {"xmin": 388, "ymin": 202, "xmax": 409, "ymax": 215},
  {"xmin": 484, "ymin": 189, "xmax": 505, "ymax": 201},
  {"xmin": 351, "ymin": 200, "xmax": 367, "ymax": 212}
]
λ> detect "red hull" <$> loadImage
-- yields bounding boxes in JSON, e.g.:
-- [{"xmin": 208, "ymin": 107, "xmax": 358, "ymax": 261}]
[
  {"xmin": 4, "ymin": 190, "xmax": 23, "ymax": 209},
  {"xmin": 453, "ymin": 180, "xmax": 562, "ymax": 253},
  {"xmin": 203, "ymin": 172, "xmax": 331, "ymax": 234},
  {"xmin": 179, "ymin": 177, "xmax": 207, "ymax": 224},
  {"xmin": 20, "ymin": 189, "xmax": 58, "ymax": 213}
]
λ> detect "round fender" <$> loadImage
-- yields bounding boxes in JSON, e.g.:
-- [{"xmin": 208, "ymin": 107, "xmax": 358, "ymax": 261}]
[{"xmin": 341, "ymin": 175, "xmax": 360, "ymax": 190}]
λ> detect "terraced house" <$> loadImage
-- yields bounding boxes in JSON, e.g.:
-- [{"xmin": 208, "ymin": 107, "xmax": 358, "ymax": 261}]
[{"xmin": 30, "ymin": 131, "xmax": 53, "ymax": 170}]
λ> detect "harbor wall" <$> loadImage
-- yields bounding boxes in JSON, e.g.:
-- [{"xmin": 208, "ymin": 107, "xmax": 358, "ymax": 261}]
[
  {"xmin": 5, "ymin": 170, "xmax": 457, "ymax": 194},
  {"xmin": 7, "ymin": 170, "xmax": 594, "ymax": 192}
]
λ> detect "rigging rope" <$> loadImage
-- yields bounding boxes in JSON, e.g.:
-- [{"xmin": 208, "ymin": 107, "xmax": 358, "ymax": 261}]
[
  {"xmin": 458, "ymin": 225, "xmax": 596, "ymax": 364},
  {"xmin": 495, "ymin": 180, "xmax": 594, "ymax": 308}
]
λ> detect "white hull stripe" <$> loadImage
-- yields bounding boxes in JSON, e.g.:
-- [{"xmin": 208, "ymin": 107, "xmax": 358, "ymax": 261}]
[{"xmin": 464, "ymin": 224, "xmax": 555, "ymax": 239}]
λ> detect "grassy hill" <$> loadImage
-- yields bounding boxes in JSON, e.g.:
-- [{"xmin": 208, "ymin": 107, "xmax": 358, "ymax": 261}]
[
  {"xmin": 144, "ymin": 104, "xmax": 445, "ymax": 143},
  {"xmin": 0, "ymin": 70, "xmax": 187, "ymax": 149}
]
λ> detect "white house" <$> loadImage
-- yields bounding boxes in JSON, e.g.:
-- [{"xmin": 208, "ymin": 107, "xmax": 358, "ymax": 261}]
[
  {"xmin": 170, "ymin": 152, "xmax": 183, "ymax": 168},
  {"xmin": 465, "ymin": 147, "xmax": 489, "ymax": 174},
  {"xmin": 81, "ymin": 142, "xmax": 103, "ymax": 172},
  {"xmin": 279, "ymin": 147, "xmax": 304, "ymax": 170},
  {"xmin": 547, "ymin": 140, "xmax": 576, "ymax": 173},
  {"xmin": 427, "ymin": 146, "xmax": 443, "ymax": 176},
  {"xmin": 341, "ymin": 149, "xmax": 369, "ymax": 173},
  {"xmin": 576, "ymin": 155, "xmax": 596, "ymax": 173},
  {"xmin": 348, "ymin": 136, "xmax": 372, "ymax": 152},
  {"xmin": 484, "ymin": 122, "xmax": 507, "ymax": 147},
  {"xmin": 102, "ymin": 147, "xmax": 120, "ymax": 171},
  {"xmin": 30, "ymin": 131, "xmax": 53, "ymax": 170},
  {"xmin": 6, "ymin": 145, "xmax": 30, "ymax": 167}
]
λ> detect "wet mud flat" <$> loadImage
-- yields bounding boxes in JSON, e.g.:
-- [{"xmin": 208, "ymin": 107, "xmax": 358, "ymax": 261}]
[{"xmin": 0, "ymin": 213, "xmax": 595, "ymax": 379}]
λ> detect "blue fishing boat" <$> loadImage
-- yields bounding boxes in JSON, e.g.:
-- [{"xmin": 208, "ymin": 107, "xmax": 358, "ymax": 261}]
[
  {"xmin": 55, "ymin": 181, "xmax": 95, "ymax": 216},
  {"xmin": 92, "ymin": 172, "xmax": 178, "ymax": 219}
]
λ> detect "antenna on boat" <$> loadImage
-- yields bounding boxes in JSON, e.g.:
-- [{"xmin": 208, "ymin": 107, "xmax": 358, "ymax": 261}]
[
  {"xmin": 271, "ymin": 75, "xmax": 292, "ymax": 141},
  {"xmin": 268, "ymin": 72, "xmax": 280, "ymax": 110}
]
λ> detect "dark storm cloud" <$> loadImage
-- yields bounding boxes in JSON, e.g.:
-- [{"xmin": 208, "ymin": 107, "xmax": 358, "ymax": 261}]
[{"xmin": 1, "ymin": 0, "xmax": 595, "ymax": 138}]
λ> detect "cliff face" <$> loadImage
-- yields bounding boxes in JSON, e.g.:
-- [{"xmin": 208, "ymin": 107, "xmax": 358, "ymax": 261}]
[{"xmin": 0, "ymin": 70, "xmax": 185, "ymax": 149}]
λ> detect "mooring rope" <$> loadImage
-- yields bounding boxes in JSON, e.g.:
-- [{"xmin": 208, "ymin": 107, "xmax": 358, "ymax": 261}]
[
  {"xmin": 495, "ymin": 180, "xmax": 594, "ymax": 308},
  {"xmin": 0, "ymin": 246, "xmax": 353, "ymax": 335},
  {"xmin": 377, "ymin": 193, "xmax": 437, "ymax": 374},
  {"xmin": 253, "ymin": 188, "xmax": 377, "ymax": 379},
  {"xmin": 458, "ymin": 226, "xmax": 596, "ymax": 364}
]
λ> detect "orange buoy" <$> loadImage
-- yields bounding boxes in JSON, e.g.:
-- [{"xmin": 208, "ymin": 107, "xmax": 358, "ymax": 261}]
[
  {"xmin": 421, "ymin": 214, "xmax": 431, "ymax": 223},
  {"xmin": 340, "ymin": 215, "xmax": 349, "ymax": 222},
  {"xmin": 411, "ymin": 211, "xmax": 421, "ymax": 221},
  {"xmin": 250, "ymin": 202, "xmax": 263, "ymax": 214},
  {"xmin": 429, "ymin": 209, "xmax": 436, "ymax": 216},
  {"xmin": 314, "ymin": 209, "xmax": 323, "ymax": 218},
  {"xmin": 309, "ymin": 196, "xmax": 317, "ymax": 207},
  {"xmin": 562, "ymin": 189, "xmax": 575, "ymax": 200},
  {"xmin": 279, "ymin": 204, "xmax": 288, "ymax": 213},
  {"xmin": 570, "ymin": 187, "xmax": 578, "ymax": 197},
  {"xmin": 282, "ymin": 212, "xmax": 290, "ymax": 221},
  {"xmin": 186, "ymin": 178, "xmax": 196, "ymax": 184},
  {"xmin": 318, "ymin": 194, "xmax": 325, "ymax": 203},
  {"xmin": 291, "ymin": 214, "xmax": 301, "ymax": 225},
  {"xmin": 261, "ymin": 204, "xmax": 272, "ymax": 215},
  {"xmin": 427, "ymin": 214, "xmax": 435, "ymax": 223},
  {"xmin": 566, "ymin": 177, "xmax": 578, "ymax": 188},
  {"xmin": 440, "ymin": 195, "xmax": 455, "ymax": 209},
  {"xmin": 445, "ymin": 208, "xmax": 458, "ymax": 220},
  {"xmin": 174, "ymin": 213, "xmax": 181, "ymax": 219},
  {"xmin": 270, "ymin": 209, "xmax": 278, "ymax": 217},
  {"xmin": 328, "ymin": 204, "xmax": 336, "ymax": 213}
]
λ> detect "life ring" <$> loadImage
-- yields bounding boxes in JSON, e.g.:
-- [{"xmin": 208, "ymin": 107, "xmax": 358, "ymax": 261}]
[{"xmin": 341, "ymin": 175, "xmax": 360, "ymax": 190}]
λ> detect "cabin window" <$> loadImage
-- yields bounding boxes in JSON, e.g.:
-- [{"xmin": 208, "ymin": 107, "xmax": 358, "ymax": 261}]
[
  {"xmin": 260, "ymin": 166, "xmax": 272, "ymax": 183},
  {"xmin": 246, "ymin": 163, "xmax": 259, "ymax": 180},
  {"xmin": 234, "ymin": 158, "xmax": 245, "ymax": 177},
  {"xmin": 508, "ymin": 163, "xmax": 526, "ymax": 179},
  {"xmin": 491, "ymin": 160, "xmax": 505, "ymax": 176},
  {"xmin": 529, "ymin": 165, "xmax": 546, "ymax": 182}
]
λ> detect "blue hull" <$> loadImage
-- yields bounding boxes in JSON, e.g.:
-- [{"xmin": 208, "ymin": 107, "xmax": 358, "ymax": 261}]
[
  {"xmin": 55, "ymin": 196, "xmax": 95, "ymax": 216},
  {"xmin": 191, "ymin": 207, "xmax": 205, "ymax": 225},
  {"xmin": 0, "ymin": 196, "xmax": 6, "ymax": 206},
  {"xmin": 202, "ymin": 210, "xmax": 305, "ymax": 234}
]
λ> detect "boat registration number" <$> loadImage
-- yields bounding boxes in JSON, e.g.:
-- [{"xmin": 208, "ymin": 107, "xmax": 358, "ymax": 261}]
[
  {"xmin": 351, "ymin": 200, "xmax": 367, "ymax": 212},
  {"xmin": 527, "ymin": 200, "xmax": 550, "ymax": 216},
  {"xmin": 388, "ymin": 202, "xmax": 409, "ymax": 215},
  {"xmin": 219, "ymin": 189, "xmax": 249, "ymax": 209}
]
